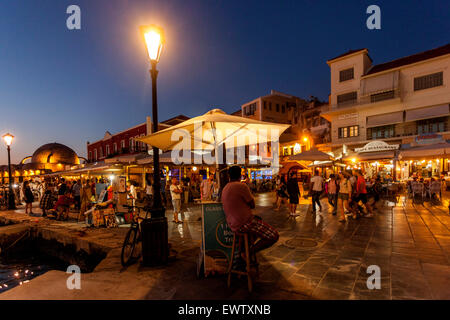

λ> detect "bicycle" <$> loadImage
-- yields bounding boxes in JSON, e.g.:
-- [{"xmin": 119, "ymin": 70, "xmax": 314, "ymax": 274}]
[{"xmin": 120, "ymin": 204, "xmax": 151, "ymax": 267}]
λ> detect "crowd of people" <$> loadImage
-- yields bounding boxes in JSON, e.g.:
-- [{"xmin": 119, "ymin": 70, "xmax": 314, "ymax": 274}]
[{"xmin": 273, "ymin": 169, "xmax": 389, "ymax": 222}]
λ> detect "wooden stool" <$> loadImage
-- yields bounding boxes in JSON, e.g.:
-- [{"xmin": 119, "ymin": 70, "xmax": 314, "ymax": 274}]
[{"xmin": 227, "ymin": 232, "xmax": 258, "ymax": 292}]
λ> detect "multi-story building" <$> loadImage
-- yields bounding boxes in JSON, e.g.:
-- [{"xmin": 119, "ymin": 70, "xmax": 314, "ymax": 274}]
[
  {"xmin": 321, "ymin": 43, "xmax": 450, "ymax": 177},
  {"xmin": 240, "ymin": 90, "xmax": 331, "ymax": 157},
  {"xmin": 86, "ymin": 115, "xmax": 189, "ymax": 163},
  {"xmin": 240, "ymin": 90, "xmax": 306, "ymax": 125}
]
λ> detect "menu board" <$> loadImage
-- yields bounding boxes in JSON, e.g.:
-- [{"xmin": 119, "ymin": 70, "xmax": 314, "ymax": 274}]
[{"xmin": 201, "ymin": 202, "xmax": 233, "ymax": 277}]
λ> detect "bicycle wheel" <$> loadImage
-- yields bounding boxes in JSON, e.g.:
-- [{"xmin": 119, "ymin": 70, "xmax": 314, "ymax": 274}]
[{"xmin": 121, "ymin": 227, "xmax": 138, "ymax": 266}]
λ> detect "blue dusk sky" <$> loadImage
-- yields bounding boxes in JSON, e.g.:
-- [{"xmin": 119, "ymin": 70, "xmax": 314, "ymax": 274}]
[{"xmin": 0, "ymin": 0, "xmax": 448, "ymax": 163}]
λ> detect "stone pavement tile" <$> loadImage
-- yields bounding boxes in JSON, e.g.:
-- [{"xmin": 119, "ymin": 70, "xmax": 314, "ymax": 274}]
[
  {"xmin": 258, "ymin": 262, "xmax": 297, "ymax": 284},
  {"xmin": 391, "ymin": 253, "xmax": 421, "ymax": 271},
  {"xmin": 358, "ymin": 263, "xmax": 390, "ymax": 278},
  {"xmin": 366, "ymin": 245, "xmax": 391, "ymax": 256},
  {"xmin": 296, "ymin": 261, "xmax": 330, "ymax": 279},
  {"xmin": 276, "ymin": 274, "xmax": 320, "ymax": 296},
  {"xmin": 392, "ymin": 245, "xmax": 417, "ymax": 256},
  {"xmin": 264, "ymin": 244, "xmax": 294, "ymax": 259},
  {"xmin": 421, "ymin": 263, "xmax": 450, "ymax": 299},
  {"xmin": 351, "ymin": 279, "xmax": 391, "ymax": 300},
  {"xmin": 435, "ymin": 235, "xmax": 450, "ymax": 247},
  {"xmin": 281, "ymin": 249, "xmax": 314, "ymax": 266},
  {"xmin": 317, "ymin": 271, "xmax": 357, "ymax": 292},
  {"xmin": 415, "ymin": 247, "xmax": 446, "ymax": 256},
  {"xmin": 339, "ymin": 250, "xmax": 365, "ymax": 262},
  {"xmin": 417, "ymin": 254, "xmax": 448, "ymax": 265},
  {"xmin": 308, "ymin": 252, "xmax": 339, "ymax": 266},
  {"xmin": 330, "ymin": 258, "xmax": 361, "ymax": 274},
  {"xmin": 312, "ymin": 286, "xmax": 351, "ymax": 300},
  {"xmin": 391, "ymin": 267, "xmax": 433, "ymax": 299}
]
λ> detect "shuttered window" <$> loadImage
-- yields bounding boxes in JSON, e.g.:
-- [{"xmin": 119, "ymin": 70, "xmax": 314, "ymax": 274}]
[
  {"xmin": 337, "ymin": 91, "xmax": 357, "ymax": 106},
  {"xmin": 339, "ymin": 68, "xmax": 354, "ymax": 82},
  {"xmin": 414, "ymin": 72, "xmax": 443, "ymax": 91}
]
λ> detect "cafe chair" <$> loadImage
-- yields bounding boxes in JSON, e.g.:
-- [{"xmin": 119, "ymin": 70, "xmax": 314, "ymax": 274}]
[
  {"xmin": 428, "ymin": 182, "xmax": 442, "ymax": 204},
  {"xmin": 412, "ymin": 183, "xmax": 425, "ymax": 204},
  {"xmin": 227, "ymin": 231, "xmax": 259, "ymax": 293}
]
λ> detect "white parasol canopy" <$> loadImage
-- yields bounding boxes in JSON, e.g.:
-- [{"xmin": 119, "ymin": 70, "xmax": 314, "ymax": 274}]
[{"xmin": 137, "ymin": 109, "xmax": 290, "ymax": 152}]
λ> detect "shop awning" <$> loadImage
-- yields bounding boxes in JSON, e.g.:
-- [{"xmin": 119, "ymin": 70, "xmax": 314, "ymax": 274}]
[
  {"xmin": 405, "ymin": 104, "xmax": 449, "ymax": 122},
  {"xmin": 288, "ymin": 149, "xmax": 334, "ymax": 161},
  {"xmin": 307, "ymin": 161, "xmax": 347, "ymax": 168},
  {"xmin": 343, "ymin": 151, "xmax": 395, "ymax": 161},
  {"xmin": 367, "ymin": 111, "xmax": 403, "ymax": 127},
  {"xmin": 279, "ymin": 161, "xmax": 309, "ymax": 175},
  {"xmin": 399, "ymin": 143, "xmax": 450, "ymax": 160},
  {"xmin": 41, "ymin": 163, "xmax": 123, "ymax": 176}
]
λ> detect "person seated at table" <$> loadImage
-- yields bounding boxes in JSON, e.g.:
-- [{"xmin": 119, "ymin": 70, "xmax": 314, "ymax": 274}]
[
  {"xmin": 429, "ymin": 178, "xmax": 441, "ymax": 202},
  {"xmin": 222, "ymin": 166, "xmax": 279, "ymax": 265},
  {"xmin": 371, "ymin": 177, "xmax": 383, "ymax": 210},
  {"xmin": 54, "ymin": 190, "xmax": 75, "ymax": 221},
  {"xmin": 39, "ymin": 185, "xmax": 56, "ymax": 217}
]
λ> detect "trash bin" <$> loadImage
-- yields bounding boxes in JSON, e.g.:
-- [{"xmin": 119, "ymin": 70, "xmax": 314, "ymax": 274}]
[{"xmin": 141, "ymin": 216, "xmax": 169, "ymax": 266}]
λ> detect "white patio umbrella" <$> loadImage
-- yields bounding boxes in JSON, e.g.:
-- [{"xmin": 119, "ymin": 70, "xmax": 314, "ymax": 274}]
[
  {"xmin": 137, "ymin": 108, "xmax": 290, "ymax": 152},
  {"xmin": 137, "ymin": 108, "xmax": 290, "ymax": 191}
]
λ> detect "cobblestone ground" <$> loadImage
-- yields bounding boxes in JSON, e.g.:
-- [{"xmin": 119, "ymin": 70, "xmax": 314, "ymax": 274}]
[
  {"xmin": 168, "ymin": 191, "xmax": 450, "ymax": 300},
  {"xmin": 2, "ymin": 191, "xmax": 449, "ymax": 300}
]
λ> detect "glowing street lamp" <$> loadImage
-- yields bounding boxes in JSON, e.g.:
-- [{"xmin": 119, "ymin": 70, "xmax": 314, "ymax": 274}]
[
  {"xmin": 302, "ymin": 136, "xmax": 310, "ymax": 150},
  {"xmin": 141, "ymin": 25, "xmax": 164, "ymax": 63},
  {"xmin": 139, "ymin": 24, "xmax": 167, "ymax": 266},
  {"xmin": 2, "ymin": 133, "xmax": 16, "ymax": 210}
]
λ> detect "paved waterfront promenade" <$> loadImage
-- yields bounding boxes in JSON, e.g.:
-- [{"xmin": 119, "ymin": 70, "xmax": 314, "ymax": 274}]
[{"xmin": 1, "ymin": 192, "xmax": 449, "ymax": 300}]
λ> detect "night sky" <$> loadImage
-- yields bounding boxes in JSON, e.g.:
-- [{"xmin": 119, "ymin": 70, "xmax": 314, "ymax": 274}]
[{"xmin": 0, "ymin": 0, "xmax": 448, "ymax": 163}]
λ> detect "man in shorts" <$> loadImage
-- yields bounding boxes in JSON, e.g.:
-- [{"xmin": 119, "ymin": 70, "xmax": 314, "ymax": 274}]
[
  {"xmin": 355, "ymin": 170, "xmax": 373, "ymax": 217},
  {"xmin": 222, "ymin": 166, "xmax": 279, "ymax": 259},
  {"xmin": 309, "ymin": 169, "xmax": 324, "ymax": 213},
  {"xmin": 170, "ymin": 178, "xmax": 183, "ymax": 224}
]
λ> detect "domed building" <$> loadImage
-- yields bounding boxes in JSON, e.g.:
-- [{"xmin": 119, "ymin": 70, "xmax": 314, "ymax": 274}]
[
  {"xmin": 1, "ymin": 142, "xmax": 83, "ymax": 184},
  {"xmin": 30, "ymin": 143, "xmax": 80, "ymax": 169}
]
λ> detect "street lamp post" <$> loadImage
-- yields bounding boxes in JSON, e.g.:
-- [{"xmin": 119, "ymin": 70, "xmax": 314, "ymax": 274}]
[
  {"xmin": 2, "ymin": 133, "xmax": 16, "ymax": 210},
  {"xmin": 140, "ymin": 25, "xmax": 168, "ymax": 266}
]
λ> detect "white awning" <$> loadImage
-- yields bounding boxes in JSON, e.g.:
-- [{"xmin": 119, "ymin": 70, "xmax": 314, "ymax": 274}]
[
  {"xmin": 343, "ymin": 151, "xmax": 395, "ymax": 161},
  {"xmin": 405, "ymin": 104, "xmax": 449, "ymax": 122},
  {"xmin": 361, "ymin": 71, "xmax": 399, "ymax": 96},
  {"xmin": 399, "ymin": 143, "xmax": 450, "ymax": 160},
  {"xmin": 367, "ymin": 111, "xmax": 403, "ymax": 127}
]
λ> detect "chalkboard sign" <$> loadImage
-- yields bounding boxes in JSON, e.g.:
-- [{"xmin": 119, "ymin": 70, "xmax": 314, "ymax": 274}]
[{"xmin": 201, "ymin": 202, "xmax": 233, "ymax": 277}]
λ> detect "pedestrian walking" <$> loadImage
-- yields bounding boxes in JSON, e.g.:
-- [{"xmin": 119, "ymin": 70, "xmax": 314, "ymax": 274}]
[
  {"xmin": 24, "ymin": 181, "xmax": 35, "ymax": 215},
  {"xmin": 327, "ymin": 174, "xmax": 338, "ymax": 215},
  {"xmin": 287, "ymin": 172, "xmax": 300, "ymax": 217},
  {"xmin": 337, "ymin": 172, "xmax": 352, "ymax": 222},
  {"xmin": 310, "ymin": 169, "xmax": 324, "ymax": 213},
  {"xmin": 275, "ymin": 176, "xmax": 289, "ymax": 211}
]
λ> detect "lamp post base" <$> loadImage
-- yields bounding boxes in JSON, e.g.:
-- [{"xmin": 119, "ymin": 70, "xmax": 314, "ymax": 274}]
[
  {"xmin": 141, "ymin": 207, "xmax": 168, "ymax": 266},
  {"xmin": 8, "ymin": 191, "xmax": 16, "ymax": 210}
]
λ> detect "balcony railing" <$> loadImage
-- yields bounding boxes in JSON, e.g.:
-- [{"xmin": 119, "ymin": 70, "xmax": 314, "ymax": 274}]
[
  {"xmin": 367, "ymin": 119, "xmax": 450, "ymax": 140},
  {"xmin": 327, "ymin": 88, "xmax": 400, "ymax": 111}
]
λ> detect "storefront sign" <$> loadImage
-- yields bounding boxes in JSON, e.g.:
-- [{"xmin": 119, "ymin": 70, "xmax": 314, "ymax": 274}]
[
  {"xmin": 355, "ymin": 140, "xmax": 399, "ymax": 153},
  {"xmin": 413, "ymin": 133, "xmax": 444, "ymax": 146},
  {"xmin": 201, "ymin": 202, "xmax": 233, "ymax": 277}
]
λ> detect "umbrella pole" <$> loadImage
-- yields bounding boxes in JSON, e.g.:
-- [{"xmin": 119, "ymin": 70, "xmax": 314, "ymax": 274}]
[{"xmin": 217, "ymin": 143, "xmax": 228, "ymax": 201}]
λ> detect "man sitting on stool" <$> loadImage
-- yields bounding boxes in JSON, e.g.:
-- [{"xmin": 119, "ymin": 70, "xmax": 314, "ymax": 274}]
[{"xmin": 221, "ymin": 166, "xmax": 279, "ymax": 265}]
